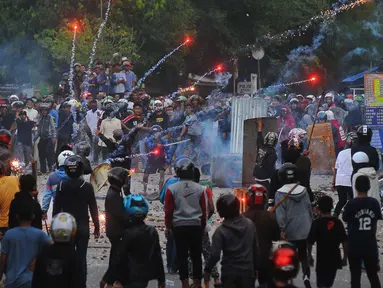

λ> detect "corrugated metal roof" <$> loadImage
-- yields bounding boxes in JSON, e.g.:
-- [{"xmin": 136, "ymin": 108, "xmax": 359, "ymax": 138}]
[{"xmin": 342, "ymin": 67, "xmax": 378, "ymax": 83}]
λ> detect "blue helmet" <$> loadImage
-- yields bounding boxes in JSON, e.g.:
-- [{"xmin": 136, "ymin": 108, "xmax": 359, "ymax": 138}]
[{"xmin": 124, "ymin": 194, "xmax": 149, "ymax": 219}]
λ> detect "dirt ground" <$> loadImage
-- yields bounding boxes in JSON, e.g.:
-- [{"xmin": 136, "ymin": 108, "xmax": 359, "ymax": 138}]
[{"xmin": 36, "ymin": 172, "xmax": 383, "ymax": 287}]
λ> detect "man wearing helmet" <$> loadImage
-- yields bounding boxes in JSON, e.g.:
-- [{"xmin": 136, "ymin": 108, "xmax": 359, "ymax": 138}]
[
  {"xmin": 41, "ymin": 150, "xmax": 74, "ymax": 221},
  {"xmin": 143, "ymin": 125, "xmax": 171, "ymax": 196},
  {"xmin": 333, "ymin": 132, "xmax": 358, "ymax": 217},
  {"xmin": 56, "ymin": 102, "xmax": 74, "ymax": 160},
  {"xmin": 274, "ymin": 163, "xmax": 313, "ymax": 288},
  {"xmin": 277, "ymin": 106, "xmax": 296, "ymax": 143},
  {"xmin": 53, "ymin": 155, "xmax": 100, "ymax": 287},
  {"xmin": 98, "ymin": 106, "xmax": 122, "ymax": 160},
  {"xmin": 148, "ymin": 100, "xmax": 169, "ymax": 130},
  {"xmin": 112, "ymin": 194, "xmax": 165, "ymax": 288},
  {"xmin": 253, "ymin": 119, "xmax": 278, "ymax": 193},
  {"xmin": 32, "ymin": 212, "xmax": 82, "ymax": 288},
  {"xmin": 244, "ymin": 184, "xmax": 280, "ymax": 287},
  {"xmin": 351, "ymin": 125, "xmax": 380, "ymax": 173},
  {"xmin": 165, "ymin": 158, "xmax": 208, "ymax": 288}
]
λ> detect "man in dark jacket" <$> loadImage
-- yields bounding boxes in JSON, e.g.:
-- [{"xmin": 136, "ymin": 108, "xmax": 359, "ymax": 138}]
[
  {"xmin": 253, "ymin": 119, "xmax": 278, "ymax": 193},
  {"xmin": 112, "ymin": 194, "xmax": 165, "ymax": 288},
  {"xmin": 56, "ymin": 103, "xmax": 74, "ymax": 158},
  {"xmin": 100, "ymin": 167, "xmax": 129, "ymax": 288},
  {"xmin": 8, "ymin": 174, "xmax": 42, "ymax": 229},
  {"xmin": 205, "ymin": 193, "xmax": 259, "ymax": 288},
  {"xmin": 351, "ymin": 125, "xmax": 379, "ymax": 173},
  {"xmin": 244, "ymin": 184, "xmax": 280, "ymax": 287},
  {"xmin": 53, "ymin": 155, "xmax": 99, "ymax": 287}
]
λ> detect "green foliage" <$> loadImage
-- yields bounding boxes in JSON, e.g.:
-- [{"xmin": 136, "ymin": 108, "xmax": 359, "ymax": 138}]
[{"xmin": 36, "ymin": 18, "xmax": 138, "ymax": 72}]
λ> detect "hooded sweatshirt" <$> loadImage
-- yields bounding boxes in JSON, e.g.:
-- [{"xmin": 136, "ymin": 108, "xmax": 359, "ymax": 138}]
[
  {"xmin": 205, "ymin": 215, "xmax": 259, "ymax": 277},
  {"xmin": 275, "ymin": 184, "xmax": 313, "ymax": 241},
  {"xmin": 352, "ymin": 167, "xmax": 380, "ymax": 202},
  {"xmin": 9, "ymin": 191, "xmax": 42, "ymax": 229},
  {"xmin": 41, "ymin": 168, "xmax": 69, "ymax": 212},
  {"xmin": 277, "ymin": 106, "xmax": 296, "ymax": 142}
]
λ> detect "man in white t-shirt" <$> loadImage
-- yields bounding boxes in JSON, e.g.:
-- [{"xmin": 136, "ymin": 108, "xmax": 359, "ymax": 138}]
[
  {"xmin": 24, "ymin": 99, "xmax": 38, "ymax": 121},
  {"xmin": 85, "ymin": 99, "xmax": 102, "ymax": 164},
  {"xmin": 333, "ymin": 132, "xmax": 357, "ymax": 217},
  {"xmin": 98, "ymin": 113, "xmax": 122, "ymax": 160},
  {"xmin": 111, "ymin": 64, "xmax": 127, "ymax": 97}
]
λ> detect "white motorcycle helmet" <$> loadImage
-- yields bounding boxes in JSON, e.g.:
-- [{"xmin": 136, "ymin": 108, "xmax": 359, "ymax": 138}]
[
  {"xmin": 57, "ymin": 150, "xmax": 75, "ymax": 167},
  {"xmin": 153, "ymin": 100, "xmax": 163, "ymax": 111},
  {"xmin": 51, "ymin": 213, "xmax": 77, "ymax": 243},
  {"xmin": 8, "ymin": 95, "xmax": 19, "ymax": 103},
  {"xmin": 164, "ymin": 99, "xmax": 173, "ymax": 108}
]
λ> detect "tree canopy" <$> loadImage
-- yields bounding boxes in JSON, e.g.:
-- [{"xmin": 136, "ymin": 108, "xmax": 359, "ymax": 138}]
[{"xmin": 0, "ymin": 0, "xmax": 380, "ymax": 93}]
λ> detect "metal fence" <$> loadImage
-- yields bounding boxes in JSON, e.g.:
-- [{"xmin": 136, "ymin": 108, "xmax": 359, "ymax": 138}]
[{"xmin": 230, "ymin": 96, "xmax": 268, "ymax": 154}]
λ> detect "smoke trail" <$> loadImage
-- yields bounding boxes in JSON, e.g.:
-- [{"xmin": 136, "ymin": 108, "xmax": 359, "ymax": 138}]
[
  {"xmin": 132, "ymin": 40, "xmax": 190, "ymax": 92},
  {"xmin": 69, "ymin": 28, "xmax": 77, "ymax": 99},
  {"xmin": 83, "ymin": 0, "xmax": 112, "ymax": 91}
]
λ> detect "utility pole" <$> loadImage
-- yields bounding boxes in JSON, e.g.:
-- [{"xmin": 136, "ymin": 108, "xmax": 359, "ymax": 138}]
[{"xmin": 101, "ymin": 0, "xmax": 103, "ymax": 19}]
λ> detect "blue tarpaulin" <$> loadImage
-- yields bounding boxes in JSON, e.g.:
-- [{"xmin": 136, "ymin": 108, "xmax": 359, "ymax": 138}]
[{"xmin": 342, "ymin": 67, "xmax": 379, "ymax": 83}]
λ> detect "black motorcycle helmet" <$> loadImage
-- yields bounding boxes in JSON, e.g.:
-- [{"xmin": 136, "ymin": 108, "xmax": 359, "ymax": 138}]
[
  {"xmin": 357, "ymin": 125, "xmax": 372, "ymax": 144},
  {"xmin": 108, "ymin": 167, "xmax": 129, "ymax": 188},
  {"xmin": 64, "ymin": 155, "xmax": 84, "ymax": 178},
  {"xmin": 175, "ymin": 158, "xmax": 195, "ymax": 180},
  {"xmin": 272, "ymin": 242, "xmax": 299, "ymax": 282},
  {"xmin": 216, "ymin": 193, "xmax": 240, "ymax": 219},
  {"xmin": 0, "ymin": 129, "xmax": 11, "ymax": 148},
  {"xmin": 278, "ymin": 163, "xmax": 297, "ymax": 185}
]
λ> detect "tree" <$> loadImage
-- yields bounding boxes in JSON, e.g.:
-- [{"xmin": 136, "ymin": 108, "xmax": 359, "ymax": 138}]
[{"xmin": 36, "ymin": 18, "xmax": 139, "ymax": 73}]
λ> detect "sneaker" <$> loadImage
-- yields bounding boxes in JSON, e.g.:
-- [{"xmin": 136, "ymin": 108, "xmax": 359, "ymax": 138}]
[{"xmin": 303, "ymin": 275, "xmax": 311, "ymax": 288}]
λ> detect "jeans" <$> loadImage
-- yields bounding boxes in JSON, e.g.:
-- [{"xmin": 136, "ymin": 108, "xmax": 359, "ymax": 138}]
[
  {"xmin": 38, "ymin": 138, "xmax": 55, "ymax": 173},
  {"xmin": 349, "ymin": 254, "xmax": 381, "ymax": 288},
  {"xmin": 92, "ymin": 136, "xmax": 101, "ymax": 164},
  {"xmin": 102, "ymin": 236, "xmax": 121, "ymax": 284},
  {"xmin": 290, "ymin": 240, "xmax": 310, "ymax": 280},
  {"xmin": 139, "ymin": 140, "xmax": 148, "ymax": 168},
  {"xmin": 173, "ymin": 226, "xmax": 203, "ymax": 281},
  {"xmin": 75, "ymin": 234, "xmax": 89, "ymax": 287},
  {"xmin": 15, "ymin": 142, "xmax": 32, "ymax": 165},
  {"xmin": 166, "ymin": 232, "xmax": 177, "ymax": 271},
  {"xmin": 221, "ymin": 276, "xmax": 254, "ymax": 288},
  {"xmin": 101, "ymin": 146, "xmax": 109, "ymax": 161},
  {"xmin": 334, "ymin": 186, "xmax": 353, "ymax": 216}
]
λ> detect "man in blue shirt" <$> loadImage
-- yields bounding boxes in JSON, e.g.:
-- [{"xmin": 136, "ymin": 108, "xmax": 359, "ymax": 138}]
[
  {"xmin": 0, "ymin": 203, "xmax": 52, "ymax": 288},
  {"xmin": 123, "ymin": 61, "xmax": 137, "ymax": 92}
]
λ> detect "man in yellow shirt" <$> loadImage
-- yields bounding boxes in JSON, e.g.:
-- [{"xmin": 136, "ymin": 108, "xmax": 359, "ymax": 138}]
[{"xmin": 0, "ymin": 161, "xmax": 19, "ymax": 237}]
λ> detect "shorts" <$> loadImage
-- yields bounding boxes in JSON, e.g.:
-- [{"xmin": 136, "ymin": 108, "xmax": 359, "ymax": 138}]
[
  {"xmin": 316, "ymin": 266, "xmax": 337, "ymax": 287},
  {"xmin": 144, "ymin": 158, "xmax": 166, "ymax": 174}
]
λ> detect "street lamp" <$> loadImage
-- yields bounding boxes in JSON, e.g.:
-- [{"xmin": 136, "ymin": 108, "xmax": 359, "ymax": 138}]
[{"xmin": 252, "ymin": 48, "xmax": 265, "ymax": 89}]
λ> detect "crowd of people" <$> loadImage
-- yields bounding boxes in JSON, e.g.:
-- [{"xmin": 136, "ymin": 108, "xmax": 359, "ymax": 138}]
[{"xmin": 0, "ymin": 57, "xmax": 380, "ymax": 288}]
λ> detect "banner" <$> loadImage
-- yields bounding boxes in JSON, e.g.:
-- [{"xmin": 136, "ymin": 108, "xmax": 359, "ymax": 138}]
[{"xmin": 365, "ymin": 74, "xmax": 383, "ymax": 106}]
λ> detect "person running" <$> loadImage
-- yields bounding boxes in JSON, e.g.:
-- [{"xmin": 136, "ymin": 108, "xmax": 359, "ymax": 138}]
[
  {"xmin": 100, "ymin": 167, "xmax": 129, "ymax": 288},
  {"xmin": 32, "ymin": 212, "xmax": 83, "ymax": 288},
  {"xmin": 308, "ymin": 196, "xmax": 348, "ymax": 288},
  {"xmin": 0, "ymin": 203, "xmax": 52, "ymax": 288},
  {"xmin": 343, "ymin": 175, "xmax": 382, "ymax": 288},
  {"xmin": 244, "ymin": 184, "xmax": 280, "ymax": 288},
  {"xmin": 274, "ymin": 163, "xmax": 313, "ymax": 288},
  {"xmin": 41, "ymin": 150, "xmax": 74, "ymax": 221},
  {"xmin": 165, "ymin": 158, "xmax": 207, "ymax": 288},
  {"xmin": 53, "ymin": 155, "xmax": 100, "ymax": 287},
  {"xmin": 204, "ymin": 193, "xmax": 259, "ymax": 288},
  {"xmin": 9, "ymin": 174, "xmax": 42, "ymax": 230},
  {"xmin": 111, "ymin": 194, "xmax": 165, "ymax": 288},
  {"xmin": 333, "ymin": 132, "xmax": 357, "ymax": 217}
]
